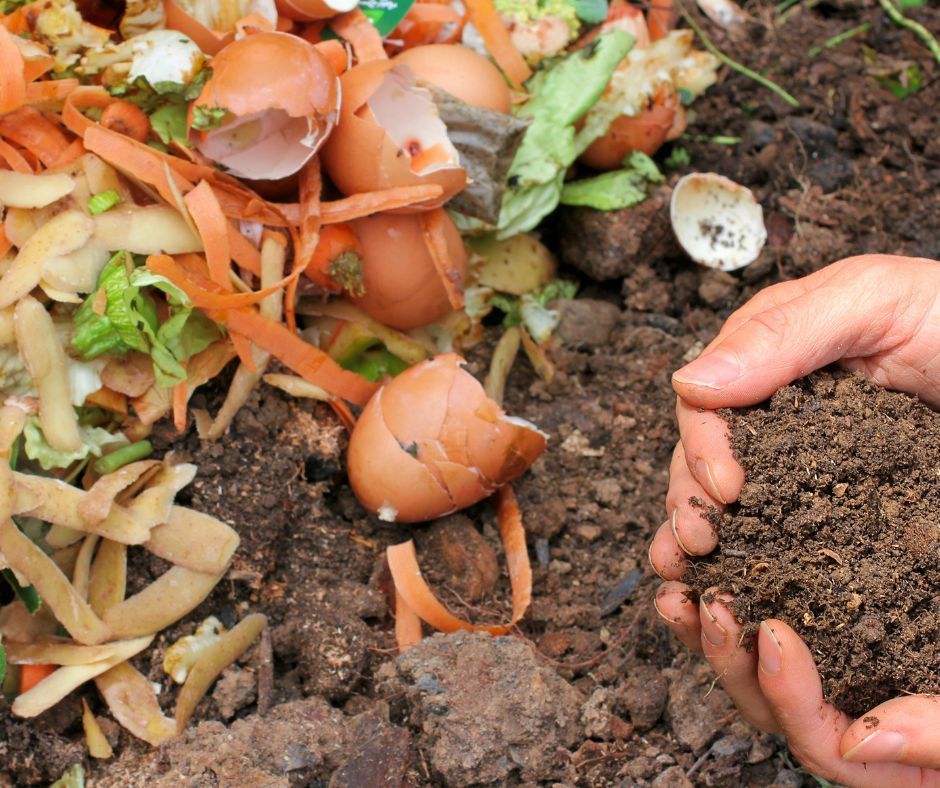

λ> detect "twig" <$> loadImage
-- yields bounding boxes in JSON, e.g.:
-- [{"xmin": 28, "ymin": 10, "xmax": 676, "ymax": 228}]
[
  {"xmin": 807, "ymin": 22, "xmax": 871, "ymax": 58},
  {"xmin": 256, "ymin": 625, "xmax": 274, "ymax": 715},
  {"xmin": 876, "ymin": 0, "xmax": 940, "ymax": 67},
  {"xmin": 677, "ymin": 1, "xmax": 800, "ymax": 107}
]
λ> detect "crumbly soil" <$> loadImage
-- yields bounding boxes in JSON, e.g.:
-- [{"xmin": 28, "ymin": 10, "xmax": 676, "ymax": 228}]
[
  {"xmin": 3, "ymin": 2, "xmax": 939, "ymax": 786},
  {"xmin": 688, "ymin": 372, "xmax": 940, "ymax": 718}
]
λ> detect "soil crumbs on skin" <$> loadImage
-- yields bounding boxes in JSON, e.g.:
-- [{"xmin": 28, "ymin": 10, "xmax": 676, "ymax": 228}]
[
  {"xmin": 3, "ymin": 2, "xmax": 940, "ymax": 786},
  {"xmin": 688, "ymin": 371, "xmax": 940, "ymax": 718}
]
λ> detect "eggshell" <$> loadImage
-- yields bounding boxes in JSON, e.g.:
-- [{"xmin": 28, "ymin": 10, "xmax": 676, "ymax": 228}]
[
  {"xmin": 393, "ymin": 45, "xmax": 511, "ymax": 113},
  {"xmin": 320, "ymin": 61, "xmax": 466, "ymax": 210},
  {"xmin": 275, "ymin": 0, "xmax": 357, "ymax": 21},
  {"xmin": 670, "ymin": 172, "xmax": 767, "ymax": 271},
  {"xmin": 191, "ymin": 32, "xmax": 339, "ymax": 180},
  {"xmin": 350, "ymin": 210, "xmax": 466, "ymax": 330},
  {"xmin": 164, "ymin": 0, "xmax": 278, "ymax": 54},
  {"xmin": 346, "ymin": 353, "xmax": 546, "ymax": 523},
  {"xmin": 580, "ymin": 101, "xmax": 676, "ymax": 171}
]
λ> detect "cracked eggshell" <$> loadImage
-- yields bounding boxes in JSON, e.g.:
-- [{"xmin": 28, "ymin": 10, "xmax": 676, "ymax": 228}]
[
  {"xmin": 190, "ymin": 32, "xmax": 339, "ymax": 181},
  {"xmin": 350, "ymin": 211, "xmax": 466, "ymax": 330},
  {"xmin": 670, "ymin": 172, "xmax": 766, "ymax": 271},
  {"xmin": 347, "ymin": 354, "xmax": 546, "ymax": 523},
  {"xmin": 320, "ymin": 61, "xmax": 466, "ymax": 211},
  {"xmin": 164, "ymin": 0, "xmax": 278, "ymax": 54}
]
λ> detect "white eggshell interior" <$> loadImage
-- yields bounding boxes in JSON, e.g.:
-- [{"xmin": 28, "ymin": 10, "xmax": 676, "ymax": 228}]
[{"xmin": 670, "ymin": 172, "xmax": 766, "ymax": 271}]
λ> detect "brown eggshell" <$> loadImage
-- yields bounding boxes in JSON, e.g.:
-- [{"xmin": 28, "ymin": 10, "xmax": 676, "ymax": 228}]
[
  {"xmin": 191, "ymin": 32, "xmax": 339, "ymax": 180},
  {"xmin": 274, "ymin": 0, "xmax": 357, "ymax": 21},
  {"xmin": 579, "ymin": 102, "xmax": 676, "ymax": 170},
  {"xmin": 346, "ymin": 387, "xmax": 455, "ymax": 522},
  {"xmin": 346, "ymin": 354, "xmax": 547, "ymax": 523},
  {"xmin": 350, "ymin": 211, "xmax": 466, "ymax": 330},
  {"xmin": 392, "ymin": 45, "xmax": 512, "ymax": 113},
  {"xmin": 320, "ymin": 61, "xmax": 466, "ymax": 210}
]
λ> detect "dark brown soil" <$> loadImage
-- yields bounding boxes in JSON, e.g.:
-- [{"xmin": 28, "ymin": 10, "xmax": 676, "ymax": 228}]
[
  {"xmin": 688, "ymin": 371, "xmax": 940, "ymax": 718},
  {"xmin": 4, "ymin": 2, "xmax": 940, "ymax": 785}
]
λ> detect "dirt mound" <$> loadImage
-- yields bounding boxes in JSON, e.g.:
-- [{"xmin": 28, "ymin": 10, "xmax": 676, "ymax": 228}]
[{"xmin": 689, "ymin": 372, "xmax": 940, "ymax": 716}]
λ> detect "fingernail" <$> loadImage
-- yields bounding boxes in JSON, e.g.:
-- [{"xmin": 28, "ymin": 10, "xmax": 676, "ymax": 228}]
[
  {"xmin": 673, "ymin": 350, "xmax": 741, "ymax": 389},
  {"xmin": 700, "ymin": 598, "xmax": 727, "ymax": 647},
  {"xmin": 671, "ymin": 509, "xmax": 691, "ymax": 554},
  {"xmin": 694, "ymin": 459, "xmax": 728, "ymax": 504},
  {"xmin": 843, "ymin": 731, "xmax": 906, "ymax": 763},
  {"xmin": 758, "ymin": 621, "xmax": 782, "ymax": 675},
  {"xmin": 649, "ymin": 543, "xmax": 666, "ymax": 580}
]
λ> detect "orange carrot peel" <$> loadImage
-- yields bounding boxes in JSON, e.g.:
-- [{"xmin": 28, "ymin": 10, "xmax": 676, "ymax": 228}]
[
  {"xmin": 462, "ymin": 0, "xmax": 531, "ymax": 90},
  {"xmin": 388, "ymin": 484, "xmax": 532, "ymax": 650}
]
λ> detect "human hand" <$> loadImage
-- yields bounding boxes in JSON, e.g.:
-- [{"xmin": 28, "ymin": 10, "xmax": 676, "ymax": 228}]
[{"xmin": 649, "ymin": 254, "xmax": 940, "ymax": 784}]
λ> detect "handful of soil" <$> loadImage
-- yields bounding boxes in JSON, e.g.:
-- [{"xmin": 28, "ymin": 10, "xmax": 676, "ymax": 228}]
[{"xmin": 688, "ymin": 371, "xmax": 940, "ymax": 717}]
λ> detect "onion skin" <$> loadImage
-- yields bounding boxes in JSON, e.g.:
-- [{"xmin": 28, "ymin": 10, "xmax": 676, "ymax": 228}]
[
  {"xmin": 350, "ymin": 212, "xmax": 466, "ymax": 330},
  {"xmin": 320, "ymin": 60, "xmax": 466, "ymax": 210},
  {"xmin": 347, "ymin": 354, "xmax": 546, "ymax": 523}
]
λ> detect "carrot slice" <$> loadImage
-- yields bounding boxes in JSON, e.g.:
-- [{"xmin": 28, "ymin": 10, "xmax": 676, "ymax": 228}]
[
  {"xmin": 306, "ymin": 184, "xmax": 444, "ymax": 225},
  {"xmin": 0, "ymin": 28, "xmax": 26, "ymax": 114},
  {"xmin": 100, "ymin": 100, "xmax": 152, "ymax": 143},
  {"xmin": 146, "ymin": 254, "xmax": 302, "ymax": 311},
  {"xmin": 647, "ymin": 0, "xmax": 676, "ymax": 41},
  {"xmin": 462, "ymin": 0, "xmax": 531, "ymax": 90},
  {"xmin": 83, "ymin": 126, "xmax": 194, "ymax": 206},
  {"xmin": 0, "ymin": 107, "xmax": 68, "ymax": 166},
  {"xmin": 62, "ymin": 86, "xmax": 115, "ymax": 137},
  {"xmin": 19, "ymin": 663, "xmax": 56, "ymax": 694},
  {"xmin": 0, "ymin": 138, "xmax": 32, "ymax": 173},
  {"xmin": 331, "ymin": 9, "xmax": 388, "ymax": 63},
  {"xmin": 220, "ymin": 308, "xmax": 378, "ymax": 406},
  {"xmin": 24, "ymin": 77, "xmax": 76, "ymax": 104},
  {"xmin": 314, "ymin": 39, "xmax": 349, "ymax": 75},
  {"xmin": 172, "ymin": 381, "xmax": 187, "ymax": 431},
  {"xmin": 184, "ymin": 180, "xmax": 232, "ymax": 291},
  {"xmin": 420, "ymin": 208, "xmax": 463, "ymax": 310},
  {"xmin": 394, "ymin": 590, "xmax": 424, "ymax": 653},
  {"xmin": 386, "ymin": 484, "xmax": 532, "ymax": 637}
]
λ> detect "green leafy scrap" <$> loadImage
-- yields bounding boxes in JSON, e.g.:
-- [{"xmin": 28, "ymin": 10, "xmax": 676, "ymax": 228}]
[
  {"xmin": 191, "ymin": 105, "xmax": 227, "ymax": 131},
  {"xmin": 108, "ymin": 70, "xmax": 212, "ymax": 146},
  {"xmin": 22, "ymin": 416, "xmax": 127, "ymax": 472},
  {"xmin": 491, "ymin": 279, "xmax": 578, "ymax": 342},
  {"xmin": 342, "ymin": 347, "xmax": 409, "ymax": 382},
  {"xmin": 2, "ymin": 569, "xmax": 41, "ymax": 615},
  {"xmin": 560, "ymin": 151, "xmax": 664, "ymax": 211},
  {"xmin": 497, "ymin": 30, "xmax": 635, "ymax": 238},
  {"xmin": 572, "ymin": 0, "xmax": 607, "ymax": 24},
  {"xmin": 72, "ymin": 254, "xmax": 222, "ymax": 387}
]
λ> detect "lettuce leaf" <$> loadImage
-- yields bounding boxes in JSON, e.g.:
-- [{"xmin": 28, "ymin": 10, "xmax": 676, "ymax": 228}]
[
  {"xmin": 497, "ymin": 30, "xmax": 634, "ymax": 238},
  {"xmin": 72, "ymin": 254, "xmax": 222, "ymax": 387},
  {"xmin": 23, "ymin": 415, "xmax": 127, "ymax": 471},
  {"xmin": 560, "ymin": 151, "xmax": 664, "ymax": 210}
]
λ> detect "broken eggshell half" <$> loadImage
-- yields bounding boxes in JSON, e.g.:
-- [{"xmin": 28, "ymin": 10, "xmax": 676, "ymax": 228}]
[
  {"xmin": 670, "ymin": 172, "xmax": 766, "ymax": 271},
  {"xmin": 190, "ymin": 32, "xmax": 339, "ymax": 181},
  {"xmin": 347, "ymin": 353, "xmax": 547, "ymax": 523},
  {"xmin": 320, "ymin": 61, "xmax": 466, "ymax": 211},
  {"xmin": 274, "ymin": 0, "xmax": 358, "ymax": 22}
]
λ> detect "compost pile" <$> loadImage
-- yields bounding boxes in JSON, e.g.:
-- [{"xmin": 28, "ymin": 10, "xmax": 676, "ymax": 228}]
[{"xmin": 690, "ymin": 371, "xmax": 940, "ymax": 717}]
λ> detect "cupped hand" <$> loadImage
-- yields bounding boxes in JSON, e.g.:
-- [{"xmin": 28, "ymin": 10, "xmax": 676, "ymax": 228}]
[{"xmin": 649, "ymin": 254, "xmax": 940, "ymax": 784}]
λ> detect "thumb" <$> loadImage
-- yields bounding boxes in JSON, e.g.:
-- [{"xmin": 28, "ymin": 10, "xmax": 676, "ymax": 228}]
[{"xmin": 673, "ymin": 273, "xmax": 880, "ymax": 409}]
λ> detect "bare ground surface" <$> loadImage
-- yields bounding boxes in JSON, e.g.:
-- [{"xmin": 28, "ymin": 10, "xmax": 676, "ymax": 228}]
[{"xmin": 2, "ymin": 1, "xmax": 939, "ymax": 785}]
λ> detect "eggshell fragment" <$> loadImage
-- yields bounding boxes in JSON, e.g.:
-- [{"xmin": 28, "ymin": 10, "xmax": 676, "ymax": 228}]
[
  {"xmin": 670, "ymin": 172, "xmax": 767, "ymax": 271},
  {"xmin": 350, "ymin": 211, "xmax": 466, "ymax": 330},
  {"xmin": 191, "ymin": 32, "xmax": 339, "ymax": 180},
  {"xmin": 164, "ymin": 0, "xmax": 278, "ymax": 54},
  {"xmin": 579, "ymin": 97, "xmax": 679, "ymax": 170},
  {"xmin": 392, "ymin": 45, "xmax": 511, "ymax": 114},
  {"xmin": 274, "ymin": 0, "xmax": 357, "ymax": 22},
  {"xmin": 321, "ymin": 61, "xmax": 466, "ymax": 210},
  {"xmin": 347, "ymin": 354, "xmax": 546, "ymax": 523}
]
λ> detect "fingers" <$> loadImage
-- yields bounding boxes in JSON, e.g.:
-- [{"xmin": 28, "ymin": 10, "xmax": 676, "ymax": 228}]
[
  {"xmin": 665, "ymin": 443, "xmax": 721, "ymax": 556},
  {"xmin": 697, "ymin": 591, "xmax": 780, "ymax": 733},
  {"xmin": 841, "ymin": 695, "xmax": 940, "ymax": 770},
  {"xmin": 649, "ymin": 519, "xmax": 687, "ymax": 580},
  {"xmin": 756, "ymin": 619, "xmax": 932, "ymax": 787},
  {"xmin": 653, "ymin": 581, "xmax": 703, "ymax": 655},
  {"xmin": 676, "ymin": 402, "xmax": 745, "ymax": 505},
  {"xmin": 671, "ymin": 255, "xmax": 929, "ymax": 410}
]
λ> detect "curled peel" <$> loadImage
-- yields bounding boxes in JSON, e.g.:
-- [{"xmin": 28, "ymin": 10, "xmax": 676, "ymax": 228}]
[{"xmin": 389, "ymin": 484, "xmax": 532, "ymax": 649}]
